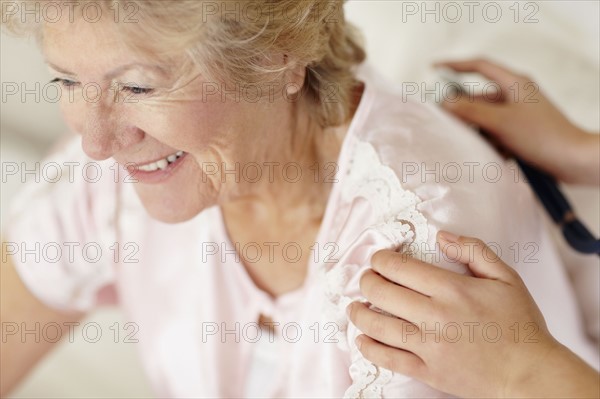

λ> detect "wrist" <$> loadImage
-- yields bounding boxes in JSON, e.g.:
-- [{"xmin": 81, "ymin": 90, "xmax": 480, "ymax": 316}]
[
  {"xmin": 502, "ymin": 338, "xmax": 562, "ymax": 398},
  {"xmin": 505, "ymin": 339, "xmax": 599, "ymax": 398},
  {"xmin": 553, "ymin": 126, "xmax": 597, "ymax": 185},
  {"xmin": 573, "ymin": 129, "xmax": 600, "ymax": 185}
]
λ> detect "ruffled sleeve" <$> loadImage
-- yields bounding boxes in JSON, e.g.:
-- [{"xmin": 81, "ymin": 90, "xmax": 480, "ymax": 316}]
[
  {"xmin": 3, "ymin": 137, "xmax": 120, "ymax": 313},
  {"xmin": 321, "ymin": 83, "xmax": 593, "ymax": 396},
  {"xmin": 320, "ymin": 139, "xmax": 458, "ymax": 398}
]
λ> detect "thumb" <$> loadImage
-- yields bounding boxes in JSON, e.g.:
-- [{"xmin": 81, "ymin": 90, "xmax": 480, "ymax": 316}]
[{"xmin": 437, "ymin": 231, "xmax": 517, "ymax": 282}]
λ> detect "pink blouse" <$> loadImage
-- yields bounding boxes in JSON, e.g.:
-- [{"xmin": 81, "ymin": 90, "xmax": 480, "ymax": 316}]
[{"xmin": 6, "ymin": 66, "xmax": 598, "ymax": 398}]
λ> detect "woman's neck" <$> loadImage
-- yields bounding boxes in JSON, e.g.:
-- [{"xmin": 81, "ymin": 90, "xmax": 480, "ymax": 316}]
[
  {"xmin": 221, "ymin": 82, "xmax": 363, "ymax": 230},
  {"xmin": 222, "ymin": 125, "xmax": 346, "ymax": 233}
]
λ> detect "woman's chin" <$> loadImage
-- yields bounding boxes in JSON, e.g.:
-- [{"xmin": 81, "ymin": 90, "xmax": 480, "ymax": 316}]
[
  {"xmin": 134, "ymin": 185, "xmax": 210, "ymax": 224},
  {"xmin": 145, "ymin": 206, "xmax": 200, "ymax": 224}
]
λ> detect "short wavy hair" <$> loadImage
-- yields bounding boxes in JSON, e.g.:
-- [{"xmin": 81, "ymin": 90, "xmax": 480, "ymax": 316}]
[{"xmin": 2, "ymin": 0, "xmax": 366, "ymax": 127}]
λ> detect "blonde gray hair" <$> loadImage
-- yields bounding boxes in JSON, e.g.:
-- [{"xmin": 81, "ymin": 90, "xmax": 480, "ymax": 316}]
[{"xmin": 2, "ymin": 0, "xmax": 366, "ymax": 127}]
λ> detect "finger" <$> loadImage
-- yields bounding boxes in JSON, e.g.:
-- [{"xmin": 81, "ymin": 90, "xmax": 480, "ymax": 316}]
[
  {"xmin": 442, "ymin": 96, "xmax": 509, "ymax": 134},
  {"xmin": 347, "ymin": 301, "xmax": 421, "ymax": 351},
  {"xmin": 443, "ymin": 100, "xmax": 514, "ymax": 157},
  {"xmin": 478, "ymin": 129, "xmax": 513, "ymax": 159},
  {"xmin": 445, "ymin": 93, "xmax": 504, "ymax": 104},
  {"xmin": 371, "ymin": 250, "xmax": 460, "ymax": 296},
  {"xmin": 437, "ymin": 231, "xmax": 518, "ymax": 282},
  {"xmin": 360, "ymin": 269, "xmax": 433, "ymax": 322},
  {"xmin": 355, "ymin": 334, "xmax": 426, "ymax": 380},
  {"xmin": 434, "ymin": 58, "xmax": 522, "ymax": 89}
]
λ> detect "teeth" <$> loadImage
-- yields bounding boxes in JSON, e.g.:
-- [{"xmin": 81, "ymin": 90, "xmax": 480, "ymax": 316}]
[
  {"xmin": 137, "ymin": 151, "xmax": 185, "ymax": 172},
  {"xmin": 156, "ymin": 159, "xmax": 168, "ymax": 170}
]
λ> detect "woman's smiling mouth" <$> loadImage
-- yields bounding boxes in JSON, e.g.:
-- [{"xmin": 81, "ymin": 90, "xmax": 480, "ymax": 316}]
[
  {"xmin": 137, "ymin": 150, "xmax": 185, "ymax": 171},
  {"xmin": 127, "ymin": 151, "xmax": 188, "ymax": 184}
]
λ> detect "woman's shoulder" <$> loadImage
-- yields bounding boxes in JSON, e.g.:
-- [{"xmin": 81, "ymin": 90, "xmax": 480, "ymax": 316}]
[
  {"xmin": 336, "ymin": 67, "xmax": 542, "ymax": 261},
  {"xmin": 354, "ymin": 65, "xmax": 504, "ymax": 171}
]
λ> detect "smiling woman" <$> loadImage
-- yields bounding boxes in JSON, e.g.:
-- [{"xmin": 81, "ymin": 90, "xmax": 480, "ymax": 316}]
[
  {"xmin": 5, "ymin": 0, "xmax": 365, "ymax": 224},
  {"xmin": 1, "ymin": 1, "xmax": 597, "ymax": 398}
]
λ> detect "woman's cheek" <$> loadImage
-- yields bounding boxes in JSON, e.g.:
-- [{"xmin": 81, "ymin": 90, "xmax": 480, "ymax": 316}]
[
  {"xmin": 119, "ymin": 103, "xmax": 190, "ymax": 145},
  {"xmin": 153, "ymin": 102, "xmax": 233, "ymax": 150}
]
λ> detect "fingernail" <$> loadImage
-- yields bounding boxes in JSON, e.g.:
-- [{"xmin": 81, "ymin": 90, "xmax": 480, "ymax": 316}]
[
  {"xmin": 355, "ymin": 335, "xmax": 363, "ymax": 350},
  {"xmin": 438, "ymin": 230, "xmax": 459, "ymax": 243}
]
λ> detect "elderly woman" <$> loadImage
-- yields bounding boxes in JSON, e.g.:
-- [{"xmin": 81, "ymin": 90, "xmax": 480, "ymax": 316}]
[{"xmin": 1, "ymin": 1, "xmax": 596, "ymax": 398}]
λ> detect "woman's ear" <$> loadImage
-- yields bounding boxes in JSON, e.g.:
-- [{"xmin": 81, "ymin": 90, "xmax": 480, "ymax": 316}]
[{"xmin": 282, "ymin": 54, "xmax": 306, "ymax": 96}]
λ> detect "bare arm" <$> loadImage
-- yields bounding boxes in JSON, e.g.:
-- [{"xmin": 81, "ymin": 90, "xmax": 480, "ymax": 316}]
[
  {"xmin": 0, "ymin": 243, "xmax": 86, "ymax": 397},
  {"xmin": 438, "ymin": 59, "xmax": 600, "ymax": 186}
]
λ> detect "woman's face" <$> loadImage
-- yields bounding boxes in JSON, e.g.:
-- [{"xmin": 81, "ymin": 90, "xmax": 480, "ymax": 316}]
[{"xmin": 43, "ymin": 17, "xmax": 304, "ymax": 223}]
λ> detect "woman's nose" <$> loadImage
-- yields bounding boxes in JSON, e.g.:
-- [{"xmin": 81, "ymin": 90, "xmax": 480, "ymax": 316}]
[{"xmin": 80, "ymin": 102, "xmax": 144, "ymax": 161}]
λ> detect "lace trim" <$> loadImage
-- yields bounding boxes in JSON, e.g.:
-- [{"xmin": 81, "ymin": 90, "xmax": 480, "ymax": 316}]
[{"xmin": 323, "ymin": 140, "xmax": 430, "ymax": 399}]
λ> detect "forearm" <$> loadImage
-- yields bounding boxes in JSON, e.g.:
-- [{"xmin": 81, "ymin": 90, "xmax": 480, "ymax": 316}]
[
  {"xmin": 0, "ymin": 252, "xmax": 85, "ymax": 396},
  {"xmin": 576, "ymin": 132, "xmax": 600, "ymax": 186},
  {"xmin": 561, "ymin": 130, "xmax": 600, "ymax": 186}
]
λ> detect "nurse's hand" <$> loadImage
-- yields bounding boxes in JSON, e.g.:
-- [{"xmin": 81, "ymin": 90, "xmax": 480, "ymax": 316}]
[
  {"xmin": 346, "ymin": 231, "xmax": 600, "ymax": 398},
  {"xmin": 437, "ymin": 59, "xmax": 599, "ymax": 186}
]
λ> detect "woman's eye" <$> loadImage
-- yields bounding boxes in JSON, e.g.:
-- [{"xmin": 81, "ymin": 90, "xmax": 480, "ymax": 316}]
[
  {"xmin": 50, "ymin": 78, "xmax": 78, "ymax": 87},
  {"xmin": 122, "ymin": 85, "xmax": 154, "ymax": 95}
]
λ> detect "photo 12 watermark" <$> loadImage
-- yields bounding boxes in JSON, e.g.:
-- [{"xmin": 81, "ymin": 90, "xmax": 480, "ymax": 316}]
[
  {"xmin": 399, "ymin": 1, "xmax": 540, "ymax": 24},
  {"xmin": 1, "ymin": 241, "xmax": 140, "ymax": 264},
  {"xmin": 200, "ymin": 321, "xmax": 340, "ymax": 344},
  {"xmin": 1, "ymin": 1, "xmax": 140, "ymax": 25},
  {"xmin": 1, "ymin": 321, "xmax": 139, "ymax": 344}
]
